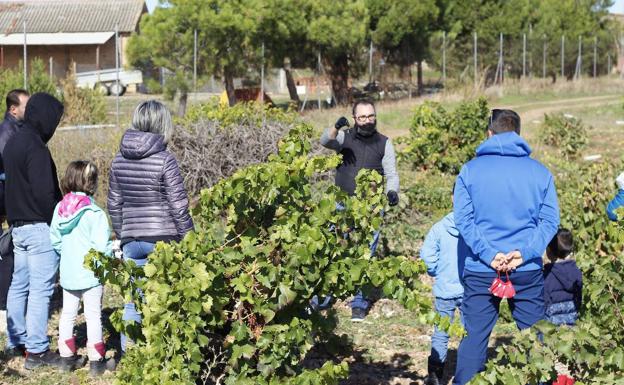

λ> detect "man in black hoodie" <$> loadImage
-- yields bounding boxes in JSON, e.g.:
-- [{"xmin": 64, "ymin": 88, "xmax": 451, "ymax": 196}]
[{"xmin": 3, "ymin": 93, "xmax": 63, "ymax": 369}]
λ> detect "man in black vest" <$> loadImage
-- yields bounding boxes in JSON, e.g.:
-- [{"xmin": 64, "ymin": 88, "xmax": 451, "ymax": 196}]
[{"xmin": 320, "ymin": 99, "xmax": 399, "ymax": 321}]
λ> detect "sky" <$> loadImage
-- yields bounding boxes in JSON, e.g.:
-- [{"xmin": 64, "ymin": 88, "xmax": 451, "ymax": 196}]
[
  {"xmin": 612, "ymin": 0, "xmax": 624, "ymax": 14},
  {"xmin": 146, "ymin": 0, "xmax": 158, "ymax": 13}
]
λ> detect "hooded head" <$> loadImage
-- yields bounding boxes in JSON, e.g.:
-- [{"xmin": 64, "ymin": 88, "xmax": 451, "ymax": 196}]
[
  {"xmin": 24, "ymin": 92, "xmax": 64, "ymax": 143},
  {"xmin": 352, "ymin": 99, "xmax": 377, "ymax": 137},
  {"xmin": 120, "ymin": 129, "xmax": 167, "ymax": 160}
]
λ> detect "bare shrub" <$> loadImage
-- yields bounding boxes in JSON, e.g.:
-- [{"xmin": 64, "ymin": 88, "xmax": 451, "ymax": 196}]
[{"xmin": 170, "ymin": 117, "xmax": 293, "ymax": 197}]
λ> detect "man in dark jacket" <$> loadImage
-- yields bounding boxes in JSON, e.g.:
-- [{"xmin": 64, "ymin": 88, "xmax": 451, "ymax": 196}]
[
  {"xmin": 0, "ymin": 89, "xmax": 29, "ymax": 216},
  {"xmin": 319, "ymin": 99, "xmax": 400, "ymax": 321},
  {"xmin": 0, "ymin": 89, "xmax": 29, "ymax": 336},
  {"xmin": 3, "ymin": 92, "xmax": 63, "ymax": 369}
]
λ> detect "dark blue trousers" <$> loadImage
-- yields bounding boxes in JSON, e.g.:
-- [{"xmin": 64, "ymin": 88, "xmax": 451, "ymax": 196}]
[{"xmin": 453, "ymin": 269, "xmax": 545, "ymax": 385}]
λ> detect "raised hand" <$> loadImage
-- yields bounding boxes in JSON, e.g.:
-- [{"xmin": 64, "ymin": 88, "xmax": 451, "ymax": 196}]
[{"xmin": 335, "ymin": 116, "xmax": 349, "ymax": 130}]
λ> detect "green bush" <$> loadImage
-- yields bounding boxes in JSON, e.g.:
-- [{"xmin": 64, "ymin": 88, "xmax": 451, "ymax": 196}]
[
  {"xmin": 539, "ymin": 113, "xmax": 589, "ymax": 158},
  {"xmin": 60, "ymin": 69, "xmax": 107, "ymax": 125},
  {"xmin": 398, "ymin": 97, "xmax": 489, "ymax": 174},
  {"xmin": 0, "ymin": 58, "xmax": 60, "ymax": 100},
  {"xmin": 145, "ymin": 77, "xmax": 164, "ymax": 94},
  {"xmin": 88, "ymin": 124, "xmax": 433, "ymax": 385},
  {"xmin": 180, "ymin": 98, "xmax": 296, "ymax": 128}
]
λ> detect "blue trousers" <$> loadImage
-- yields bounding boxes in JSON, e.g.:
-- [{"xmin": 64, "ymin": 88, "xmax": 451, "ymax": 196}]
[
  {"xmin": 430, "ymin": 296, "xmax": 463, "ymax": 364},
  {"xmin": 453, "ymin": 270, "xmax": 544, "ymax": 385},
  {"xmin": 7, "ymin": 223, "xmax": 59, "ymax": 353},
  {"xmin": 120, "ymin": 240, "xmax": 154, "ymax": 353}
]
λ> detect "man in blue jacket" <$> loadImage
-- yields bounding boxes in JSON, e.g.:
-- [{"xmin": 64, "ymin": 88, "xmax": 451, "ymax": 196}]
[{"xmin": 452, "ymin": 109, "xmax": 560, "ymax": 385}]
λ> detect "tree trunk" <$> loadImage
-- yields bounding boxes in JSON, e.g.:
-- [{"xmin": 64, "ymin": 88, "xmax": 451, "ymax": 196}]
[
  {"xmin": 327, "ymin": 53, "xmax": 350, "ymax": 105},
  {"xmin": 417, "ymin": 60, "xmax": 424, "ymax": 96},
  {"xmin": 177, "ymin": 90, "xmax": 188, "ymax": 116},
  {"xmin": 224, "ymin": 70, "xmax": 236, "ymax": 107},
  {"xmin": 284, "ymin": 67, "xmax": 300, "ymax": 104}
]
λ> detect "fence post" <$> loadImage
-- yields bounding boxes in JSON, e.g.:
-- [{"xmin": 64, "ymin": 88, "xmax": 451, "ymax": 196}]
[
  {"xmin": 23, "ymin": 19, "xmax": 27, "ymax": 90},
  {"xmin": 260, "ymin": 41, "xmax": 265, "ymax": 104},
  {"xmin": 193, "ymin": 29, "xmax": 198, "ymax": 100},
  {"xmin": 523, "ymin": 33, "xmax": 526, "ymax": 78},
  {"xmin": 317, "ymin": 51, "xmax": 321, "ymax": 111},
  {"xmin": 574, "ymin": 36, "xmax": 582, "ymax": 80},
  {"xmin": 442, "ymin": 31, "xmax": 446, "ymax": 85},
  {"xmin": 542, "ymin": 35, "xmax": 546, "ymax": 79},
  {"xmin": 473, "ymin": 32, "xmax": 478, "ymax": 87},
  {"xmin": 369, "ymin": 40, "xmax": 373, "ymax": 84},
  {"xmin": 561, "ymin": 35, "xmax": 565, "ymax": 79},
  {"xmin": 115, "ymin": 24, "xmax": 120, "ymax": 129},
  {"xmin": 49, "ymin": 56, "xmax": 53, "ymax": 79},
  {"xmin": 593, "ymin": 36, "xmax": 597, "ymax": 78}
]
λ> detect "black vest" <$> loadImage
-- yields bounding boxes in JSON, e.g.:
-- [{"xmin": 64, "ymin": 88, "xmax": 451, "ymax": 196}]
[{"xmin": 335, "ymin": 129, "xmax": 387, "ymax": 195}]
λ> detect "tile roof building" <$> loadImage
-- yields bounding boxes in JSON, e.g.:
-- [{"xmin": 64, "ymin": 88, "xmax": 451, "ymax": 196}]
[{"xmin": 0, "ymin": 0, "xmax": 147, "ymax": 78}]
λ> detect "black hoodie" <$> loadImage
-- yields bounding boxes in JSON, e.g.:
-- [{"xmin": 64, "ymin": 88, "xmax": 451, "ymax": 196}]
[{"xmin": 3, "ymin": 93, "xmax": 63, "ymax": 225}]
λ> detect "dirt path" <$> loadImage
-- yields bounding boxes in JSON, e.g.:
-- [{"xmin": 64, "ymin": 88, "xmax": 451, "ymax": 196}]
[
  {"xmin": 501, "ymin": 94, "xmax": 622, "ymax": 123},
  {"xmin": 385, "ymin": 94, "xmax": 622, "ymax": 139}
]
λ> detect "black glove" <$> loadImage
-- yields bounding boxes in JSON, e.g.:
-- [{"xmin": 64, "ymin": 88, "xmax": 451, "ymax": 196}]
[
  {"xmin": 335, "ymin": 116, "xmax": 349, "ymax": 130},
  {"xmin": 387, "ymin": 190, "xmax": 399, "ymax": 206}
]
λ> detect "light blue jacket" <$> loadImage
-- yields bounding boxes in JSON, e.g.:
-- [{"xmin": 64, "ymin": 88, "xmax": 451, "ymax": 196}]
[
  {"xmin": 454, "ymin": 132, "xmax": 560, "ymax": 273},
  {"xmin": 50, "ymin": 193, "xmax": 112, "ymax": 291},
  {"xmin": 420, "ymin": 213, "xmax": 463, "ymax": 299}
]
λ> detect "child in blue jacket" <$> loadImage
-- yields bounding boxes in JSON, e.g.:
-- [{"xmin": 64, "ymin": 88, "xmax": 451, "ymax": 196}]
[
  {"xmin": 50, "ymin": 161, "xmax": 114, "ymax": 376},
  {"xmin": 544, "ymin": 229, "xmax": 582, "ymax": 325},
  {"xmin": 420, "ymin": 198, "xmax": 463, "ymax": 385}
]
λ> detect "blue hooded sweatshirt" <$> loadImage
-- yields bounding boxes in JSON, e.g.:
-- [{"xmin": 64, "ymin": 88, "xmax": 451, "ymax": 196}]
[
  {"xmin": 50, "ymin": 192, "xmax": 112, "ymax": 291},
  {"xmin": 420, "ymin": 212, "xmax": 463, "ymax": 299},
  {"xmin": 454, "ymin": 132, "xmax": 560, "ymax": 273}
]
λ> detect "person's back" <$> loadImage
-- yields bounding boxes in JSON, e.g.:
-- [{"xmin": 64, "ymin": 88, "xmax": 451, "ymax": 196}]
[
  {"xmin": 51, "ymin": 194, "xmax": 112, "ymax": 290},
  {"xmin": 3, "ymin": 92, "xmax": 64, "ymax": 369},
  {"xmin": 4, "ymin": 93, "xmax": 63, "ymax": 225},
  {"xmin": 108, "ymin": 129, "xmax": 192, "ymax": 242},
  {"xmin": 452, "ymin": 109, "xmax": 560, "ymax": 385},
  {"xmin": 456, "ymin": 132, "xmax": 558, "ymax": 273},
  {"xmin": 543, "ymin": 229, "xmax": 582, "ymax": 326},
  {"xmin": 107, "ymin": 100, "xmax": 193, "ymax": 354}
]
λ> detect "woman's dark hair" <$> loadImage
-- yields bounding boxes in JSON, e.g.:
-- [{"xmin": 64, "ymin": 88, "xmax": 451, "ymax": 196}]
[
  {"xmin": 547, "ymin": 228, "xmax": 574, "ymax": 259},
  {"xmin": 61, "ymin": 160, "xmax": 98, "ymax": 196}
]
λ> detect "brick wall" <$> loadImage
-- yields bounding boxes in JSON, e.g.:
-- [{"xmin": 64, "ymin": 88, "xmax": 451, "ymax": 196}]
[{"xmin": 0, "ymin": 33, "xmax": 131, "ymax": 79}]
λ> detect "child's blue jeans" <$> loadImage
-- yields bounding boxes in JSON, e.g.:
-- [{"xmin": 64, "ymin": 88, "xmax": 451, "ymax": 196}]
[{"xmin": 430, "ymin": 296, "xmax": 463, "ymax": 364}]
